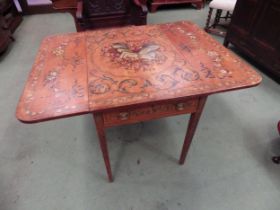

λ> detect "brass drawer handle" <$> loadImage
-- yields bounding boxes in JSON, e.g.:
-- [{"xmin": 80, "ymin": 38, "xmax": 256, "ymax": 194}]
[
  {"xmin": 119, "ymin": 112, "xmax": 129, "ymax": 120},
  {"xmin": 176, "ymin": 103, "xmax": 185, "ymax": 111}
]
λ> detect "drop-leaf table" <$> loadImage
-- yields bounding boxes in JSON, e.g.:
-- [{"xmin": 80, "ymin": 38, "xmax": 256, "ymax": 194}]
[{"xmin": 16, "ymin": 21, "xmax": 262, "ymax": 182}]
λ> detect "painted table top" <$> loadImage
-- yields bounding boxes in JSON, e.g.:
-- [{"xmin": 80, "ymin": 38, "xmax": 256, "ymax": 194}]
[{"xmin": 16, "ymin": 21, "xmax": 262, "ymax": 123}]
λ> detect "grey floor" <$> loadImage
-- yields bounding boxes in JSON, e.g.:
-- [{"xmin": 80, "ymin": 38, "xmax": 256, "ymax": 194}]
[{"xmin": 1, "ymin": 5, "xmax": 280, "ymax": 210}]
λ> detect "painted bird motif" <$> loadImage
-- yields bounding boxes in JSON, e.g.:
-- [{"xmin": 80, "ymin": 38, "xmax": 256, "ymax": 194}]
[{"xmin": 112, "ymin": 42, "xmax": 160, "ymax": 61}]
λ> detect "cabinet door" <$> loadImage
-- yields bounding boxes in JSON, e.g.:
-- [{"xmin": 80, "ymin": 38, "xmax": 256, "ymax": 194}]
[
  {"xmin": 84, "ymin": 0, "xmax": 128, "ymax": 16},
  {"xmin": 251, "ymin": 0, "xmax": 280, "ymax": 62},
  {"xmin": 228, "ymin": 0, "xmax": 261, "ymax": 37}
]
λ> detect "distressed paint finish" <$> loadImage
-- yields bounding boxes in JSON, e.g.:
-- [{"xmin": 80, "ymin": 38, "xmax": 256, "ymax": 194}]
[
  {"xmin": 16, "ymin": 21, "xmax": 262, "ymax": 122},
  {"xmin": 16, "ymin": 33, "xmax": 89, "ymax": 122}
]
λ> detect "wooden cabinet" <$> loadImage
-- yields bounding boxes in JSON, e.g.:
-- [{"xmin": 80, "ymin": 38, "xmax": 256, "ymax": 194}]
[
  {"xmin": 0, "ymin": 0, "xmax": 22, "ymax": 54},
  {"xmin": 148, "ymin": 0, "xmax": 204, "ymax": 12},
  {"xmin": 18, "ymin": 0, "xmax": 55, "ymax": 15},
  {"xmin": 78, "ymin": 0, "xmax": 147, "ymax": 31},
  {"xmin": 52, "ymin": 0, "xmax": 148, "ymax": 31},
  {"xmin": 0, "ymin": 16, "xmax": 12, "ymax": 53},
  {"xmin": 224, "ymin": 0, "xmax": 280, "ymax": 81}
]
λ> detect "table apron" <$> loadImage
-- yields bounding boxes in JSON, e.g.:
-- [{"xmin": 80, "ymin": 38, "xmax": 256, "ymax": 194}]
[{"xmin": 101, "ymin": 97, "xmax": 200, "ymax": 128}]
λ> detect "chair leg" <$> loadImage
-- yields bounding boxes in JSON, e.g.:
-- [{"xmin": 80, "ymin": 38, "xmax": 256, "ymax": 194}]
[
  {"xmin": 213, "ymin": 9, "xmax": 222, "ymax": 28},
  {"xmin": 204, "ymin": 8, "xmax": 213, "ymax": 31},
  {"xmin": 225, "ymin": 11, "xmax": 230, "ymax": 21}
]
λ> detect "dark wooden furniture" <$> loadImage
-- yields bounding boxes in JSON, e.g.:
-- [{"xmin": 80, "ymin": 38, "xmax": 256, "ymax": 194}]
[
  {"xmin": 272, "ymin": 121, "xmax": 280, "ymax": 164},
  {"xmin": 224, "ymin": 0, "xmax": 280, "ymax": 81},
  {"xmin": 148, "ymin": 0, "xmax": 204, "ymax": 12},
  {"xmin": 0, "ymin": 16, "xmax": 12, "ymax": 53},
  {"xmin": 51, "ymin": 0, "xmax": 80, "ymax": 30},
  {"xmin": 18, "ymin": 0, "xmax": 56, "ymax": 15},
  {"xmin": 16, "ymin": 21, "xmax": 261, "ymax": 182},
  {"xmin": 0, "ymin": 0, "xmax": 22, "ymax": 53},
  {"xmin": 52, "ymin": 0, "xmax": 147, "ymax": 32}
]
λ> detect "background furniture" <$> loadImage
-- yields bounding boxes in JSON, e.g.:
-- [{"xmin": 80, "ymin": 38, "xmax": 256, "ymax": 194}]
[
  {"xmin": 0, "ymin": 16, "xmax": 12, "ymax": 54},
  {"xmin": 224, "ymin": 0, "xmax": 280, "ymax": 81},
  {"xmin": 148, "ymin": 0, "xmax": 204, "ymax": 12},
  {"xmin": 204, "ymin": 0, "xmax": 236, "ymax": 37},
  {"xmin": 77, "ymin": 0, "xmax": 147, "ymax": 31},
  {"xmin": 52, "ymin": 0, "xmax": 147, "ymax": 32},
  {"xmin": 272, "ymin": 121, "xmax": 280, "ymax": 164},
  {"xmin": 51, "ymin": 0, "xmax": 79, "ymax": 30},
  {"xmin": 18, "ymin": 0, "xmax": 55, "ymax": 15},
  {"xmin": 0, "ymin": 0, "xmax": 22, "ymax": 53}
]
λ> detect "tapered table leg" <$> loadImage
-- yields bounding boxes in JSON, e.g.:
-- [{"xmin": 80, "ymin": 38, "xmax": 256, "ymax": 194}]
[
  {"xmin": 93, "ymin": 113, "xmax": 113, "ymax": 182},
  {"xmin": 179, "ymin": 96, "xmax": 207, "ymax": 165}
]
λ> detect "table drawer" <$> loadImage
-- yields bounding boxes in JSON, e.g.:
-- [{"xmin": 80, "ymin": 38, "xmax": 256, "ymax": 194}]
[{"xmin": 103, "ymin": 98, "xmax": 198, "ymax": 127}]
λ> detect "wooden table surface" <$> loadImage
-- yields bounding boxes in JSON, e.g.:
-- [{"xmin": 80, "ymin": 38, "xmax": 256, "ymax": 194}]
[{"xmin": 16, "ymin": 21, "xmax": 261, "ymax": 123}]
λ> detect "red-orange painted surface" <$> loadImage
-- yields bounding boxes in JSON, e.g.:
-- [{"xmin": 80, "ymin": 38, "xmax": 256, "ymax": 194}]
[{"xmin": 16, "ymin": 21, "xmax": 262, "ymax": 123}]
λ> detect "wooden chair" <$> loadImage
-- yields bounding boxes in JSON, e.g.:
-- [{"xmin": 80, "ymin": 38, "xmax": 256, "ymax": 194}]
[
  {"xmin": 52, "ymin": 0, "xmax": 147, "ymax": 32},
  {"xmin": 204, "ymin": 0, "xmax": 236, "ymax": 36}
]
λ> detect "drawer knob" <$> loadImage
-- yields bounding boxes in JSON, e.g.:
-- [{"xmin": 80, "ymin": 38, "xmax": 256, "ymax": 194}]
[
  {"xmin": 176, "ymin": 103, "xmax": 185, "ymax": 111},
  {"xmin": 119, "ymin": 112, "xmax": 129, "ymax": 120}
]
